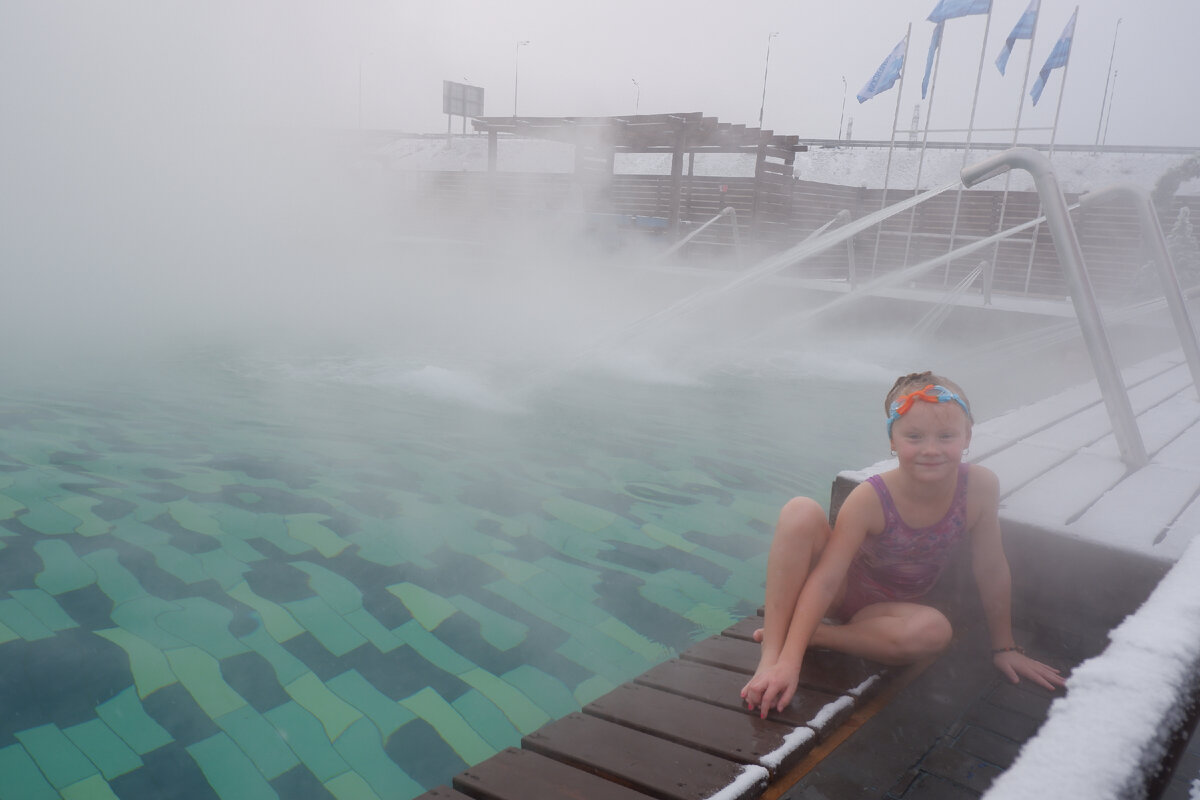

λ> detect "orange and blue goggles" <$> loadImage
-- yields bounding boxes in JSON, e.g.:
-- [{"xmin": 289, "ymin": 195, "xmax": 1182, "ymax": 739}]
[{"xmin": 887, "ymin": 384, "xmax": 972, "ymax": 436}]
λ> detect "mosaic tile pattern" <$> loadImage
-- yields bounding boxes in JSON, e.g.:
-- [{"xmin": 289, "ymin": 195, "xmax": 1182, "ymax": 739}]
[{"xmin": 0, "ymin": 365, "xmax": 879, "ymax": 799}]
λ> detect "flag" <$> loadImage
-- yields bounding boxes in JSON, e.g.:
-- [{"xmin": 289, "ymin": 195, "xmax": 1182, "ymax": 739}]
[
  {"xmin": 995, "ymin": 0, "xmax": 1039, "ymax": 75},
  {"xmin": 921, "ymin": 0, "xmax": 990, "ymax": 99},
  {"xmin": 922, "ymin": 22, "xmax": 943, "ymax": 99},
  {"xmin": 927, "ymin": 0, "xmax": 991, "ymax": 23},
  {"xmin": 857, "ymin": 37, "xmax": 906, "ymax": 103},
  {"xmin": 1030, "ymin": 8, "xmax": 1077, "ymax": 105}
]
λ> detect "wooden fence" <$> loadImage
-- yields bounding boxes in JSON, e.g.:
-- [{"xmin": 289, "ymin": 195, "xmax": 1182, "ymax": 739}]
[{"xmin": 398, "ymin": 170, "xmax": 1198, "ymax": 302}]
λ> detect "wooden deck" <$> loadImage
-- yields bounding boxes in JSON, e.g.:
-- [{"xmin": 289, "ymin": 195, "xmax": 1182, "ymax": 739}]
[{"xmin": 415, "ymin": 349, "xmax": 1200, "ymax": 800}]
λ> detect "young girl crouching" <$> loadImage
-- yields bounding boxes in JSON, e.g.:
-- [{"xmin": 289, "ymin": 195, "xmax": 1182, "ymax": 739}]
[{"xmin": 740, "ymin": 371, "xmax": 1065, "ymax": 719}]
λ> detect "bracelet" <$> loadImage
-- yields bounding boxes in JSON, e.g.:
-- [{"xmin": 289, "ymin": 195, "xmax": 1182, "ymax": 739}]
[{"xmin": 991, "ymin": 645, "xmax": 1025, "ymax": 655}]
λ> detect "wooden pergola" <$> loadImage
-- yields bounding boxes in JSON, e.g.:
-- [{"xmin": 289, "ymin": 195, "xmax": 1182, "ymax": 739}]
[{"xmin": 471, "ymin": 112, "xmax": 807, "ymax": 232}]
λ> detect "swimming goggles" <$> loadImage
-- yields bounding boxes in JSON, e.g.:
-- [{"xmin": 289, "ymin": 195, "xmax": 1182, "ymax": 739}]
[{"xmin": 887, "ymin": 384, "xmax": 972, "ymax": 436}]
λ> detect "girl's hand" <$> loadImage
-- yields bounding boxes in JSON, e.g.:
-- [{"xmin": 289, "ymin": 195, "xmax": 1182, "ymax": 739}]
[
  {"xmin": 741, "ymin": 659, "xmax": 801, "ymax": 719},
  {"xmin": 993, "ymin": 649, "xmax": 1066, "ymax": 691}
]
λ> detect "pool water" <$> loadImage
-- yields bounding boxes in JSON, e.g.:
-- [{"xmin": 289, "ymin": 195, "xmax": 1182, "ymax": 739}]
[{"xmin": 0, "ymin": 347, "xmax": 886, "ymax": 800}]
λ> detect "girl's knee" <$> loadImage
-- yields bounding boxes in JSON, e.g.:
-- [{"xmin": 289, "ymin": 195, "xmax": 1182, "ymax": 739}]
[
  {"xmin": 777, "ymin": 497, "xmax": 828, "ymax": 536},
  {"xmin": 903, "ymin": 608, "xmax": 953, "ymax": 660}
]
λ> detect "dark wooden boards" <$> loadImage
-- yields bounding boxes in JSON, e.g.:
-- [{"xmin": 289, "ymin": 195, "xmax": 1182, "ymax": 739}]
[
  {"xmin": 453, "ymin": 747, "xmax": 658, "ymax": 800},
  {"xmin": 523, "ymin": 712, "xmax": 769, "ymax": 800},
  {"xmin": 437, "ymin": 619, "xmax": 894, "ymax": 800},
  {"xmin": 634, "ymin": 657, "xmax": 852, "ymax": 736},
  {"xmin": 584, "ymin": 682, "xmax": 816, "ymax": 776},
  {"xmin": 681, "ymin": 632, "xmax": 887, "ymax": 698}
]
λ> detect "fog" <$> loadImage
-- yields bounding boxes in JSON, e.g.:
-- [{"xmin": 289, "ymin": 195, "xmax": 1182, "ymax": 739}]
[{"xmin": 1, "ymin": 2, "xmax": 1187, "ymax": 400}]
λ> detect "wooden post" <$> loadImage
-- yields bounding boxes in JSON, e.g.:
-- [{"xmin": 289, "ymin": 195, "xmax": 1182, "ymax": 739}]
[
  {"xmin": 669, "ymin": 119, "xmax": 686, "ymax": 235},
  {"xmin": 750, "ymin": 138, "xmax": 767, "ymax": 240}
]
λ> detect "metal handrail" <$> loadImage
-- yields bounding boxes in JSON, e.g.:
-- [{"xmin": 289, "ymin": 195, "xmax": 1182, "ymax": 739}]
[
  {"xmin": 1077, "ymin": 183, "xmax": 1200, "ymax": 400},
  {"xmin": 658, "ymin": 206, "xmax": 742, "ymax": 262},
  {"xmin": 962, "ymin": 148, "xmax": 1149, "ymax": 468}
]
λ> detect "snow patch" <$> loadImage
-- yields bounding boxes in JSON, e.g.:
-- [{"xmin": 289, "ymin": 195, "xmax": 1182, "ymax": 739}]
[
  {"xmin": 760, "ymin": 726, "xmax": 817, "ymax": 771},
  {"xmin": 809, "ymin": 695, "xmax": 855, "ymax": 730},
  {"xmin": 982, "ymin": 533, "xmax": 1200, "ymax": 799},
  {"xmin": 375, "ymin": 136, "xmax": 1200, "ymax": 198},
  {"xmin": 703, "ymin": 764, "xmax": 770, "ymax": 800},
  {"xmin": 848, "ymin": 674, "xmax": 881, "ymax": 698}
]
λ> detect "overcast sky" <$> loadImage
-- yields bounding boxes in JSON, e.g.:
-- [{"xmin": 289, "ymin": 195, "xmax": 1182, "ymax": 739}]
[{"xmin": 3, "ymin": 1, "xmax": 1198, "ymax": 148}]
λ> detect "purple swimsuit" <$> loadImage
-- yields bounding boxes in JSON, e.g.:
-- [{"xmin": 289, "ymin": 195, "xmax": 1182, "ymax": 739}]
[{"xmin": 834, "ymin": 463, "xmax": 969, "ymax": 621}]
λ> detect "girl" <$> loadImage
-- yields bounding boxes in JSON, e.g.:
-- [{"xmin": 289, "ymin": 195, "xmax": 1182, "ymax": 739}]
[{"xmin": 741, "ymin": 371, "xmax": 1065, "ymax": 719}]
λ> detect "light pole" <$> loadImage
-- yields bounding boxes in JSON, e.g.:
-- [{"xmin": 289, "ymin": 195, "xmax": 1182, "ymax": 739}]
[
  {"xmin": 1094, "ymin": 17, "xmax": 1121, "ymax": 149},
  {"xmin": 513, "ymin": 40, "xmax": 529, "ymax": 117},
  {"xmin": 838, "ymin": 75, "xmax": 847, "ymax": 140},
  {"xmin": 1102, "ymin": 70, "xmax": 1118, "ymax": 146},
  {"xmin": 632, "ymin": 78, "xmax": 640, "ymax": 115},
  {"xmin": 758, "ymin": 31, "xmax": 779, "ymax": 129}
]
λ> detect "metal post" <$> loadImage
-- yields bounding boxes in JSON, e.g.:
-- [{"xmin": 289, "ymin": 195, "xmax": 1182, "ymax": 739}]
[
  {"xmin": 1080, "ymin": 183, "xmax": 1200, "ymax": 398},
  {"xmin": 962, "ymin": 148, "xmax": 1148, "ymax": 468},
  {"xmin": 980, "ymin": 259, "xmax": 994, "ymax": 305},
  {"xmin": 758, "ymin": 32, "xmax": 779, "ymax": 129},
  {"xmin": 513, "ymin": 40, "xmax": 529, "ymax": 116},
  {"xmin": 1094, "ymin": 18, "xmax": 1122, "ymax": 150}
]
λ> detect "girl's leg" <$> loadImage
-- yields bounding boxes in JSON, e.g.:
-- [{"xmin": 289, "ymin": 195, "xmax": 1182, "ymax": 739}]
[
  {"xmin": 813, "ymin": 602, "xmax": 952, "ymax": 665},
  {"xmin": 757, "ymin": 497, "xmax": 833, "ymax": 666}
]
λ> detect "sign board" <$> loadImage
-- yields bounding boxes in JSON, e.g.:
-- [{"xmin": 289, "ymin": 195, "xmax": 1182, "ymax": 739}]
[{"xmin": 443, "ymin": 81, "xmax": 485, "ymax": 118}]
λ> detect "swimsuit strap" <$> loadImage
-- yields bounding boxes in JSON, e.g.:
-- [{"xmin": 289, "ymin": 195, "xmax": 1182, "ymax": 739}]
[{"xmin": 866, "ymin": 463, "xmax": 968, "ymax": 531}]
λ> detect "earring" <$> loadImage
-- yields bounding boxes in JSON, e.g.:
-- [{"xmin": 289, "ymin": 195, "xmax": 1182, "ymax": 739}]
[
  {"xmin": 962, "ymin": 448, "xmax": 970, "ymax": 457},
  {"xmin": 890, "ymin": 449, "xmax": 897, "ymax": 456}
]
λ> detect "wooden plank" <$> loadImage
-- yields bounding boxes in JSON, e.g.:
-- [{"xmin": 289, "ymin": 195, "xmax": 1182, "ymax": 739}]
[
  {"xmin": 584, "ymin": 683, "xmax": 816, "ymax": 776},
  {"xmin": 523, "ymin": 713, "xmax": 769, "ymax": 800},
  {"xmin": 1001, "ymin": 451, "xmax": 1128, "ymax": 529},
  {"xmin": 634, "ymin": 659, "xmax": 851, "ymax": 735},
  {"xmin": 722, "ymin": 616, "xmax": 761, "ymax": 641},
  {"xmin": 980, "ymin": 441, "xmax": 1076, "ymax": 498},
  {"xmin": 413, "ymin": 788, "xmax": 476, "ymax": 800},
  {"xmin": 680, "ymin": 636, "xmax": 887, "ymax": 698},
  {"xmin": 1087, "ymin": 379, "xmax": 1200, "ymax": 460},
  {"xmin": 1068, "ymin": 463, "xmax": 1200, "ymax": 551},
  {"xmin": 453, "ymin": 747, "xmax": 658, "ymax": 800}
]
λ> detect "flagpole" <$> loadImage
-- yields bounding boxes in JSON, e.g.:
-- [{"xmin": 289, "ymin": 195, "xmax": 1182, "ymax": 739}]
[
  {"xmin": 1023, "ymin": 6, "xmax": 1078, "ymax": 292},
  {"xmin": 872, "ymin": 24, "xmax": 912, "ymax": 276},
  {"xmin": 995, "ymin": 1, "xmax": 1041, "ymax": 288},
  {"xmin": 903, "ymin": 31, "xmax": 943, "ymax": 271},
  {"xmin": 1094, "ymin": 18, "xmax": 1121, "ymax": 151},
  {"xmin": 1047, "ymin": 6, "xmax": 1078, "ymax": 158},
  {"xmin": 945, "ymin": 4, "xmax": 994, "ymax": 282}
]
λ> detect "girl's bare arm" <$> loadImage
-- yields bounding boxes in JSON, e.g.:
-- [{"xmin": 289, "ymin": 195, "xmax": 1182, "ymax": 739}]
[{"xmin": 969, "ymin": 467, "xmax": 1065, "ymax": 689}]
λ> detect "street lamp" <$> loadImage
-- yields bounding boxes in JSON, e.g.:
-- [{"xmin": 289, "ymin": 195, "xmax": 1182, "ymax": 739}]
[
  {"xmin": 632, "ymin": 78, "xmax": 640, "ymax": 115},
  {"xmin": 758, "ymin": 31, "xmax": 780, "ymax": 129},
  {"xmin": 838, "ymin": 76, "xmax": 847, "ymax": 140},
  {"xmin": 513, "ymin": 40, "xmax": 530, "ymax": 117},
  {"xmin": 1094, "ymin": 18, "xmax": 1121, "ymax": 149}
]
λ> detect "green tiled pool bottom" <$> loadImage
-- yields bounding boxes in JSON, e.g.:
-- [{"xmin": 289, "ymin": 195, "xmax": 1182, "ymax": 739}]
[{"xmin": 0, "ymin": 365, "xmax": 879, "ymax": 800}]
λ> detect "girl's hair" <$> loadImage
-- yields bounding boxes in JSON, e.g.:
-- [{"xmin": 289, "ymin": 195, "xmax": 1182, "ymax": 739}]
[{"xmin": 884, "ymin": 371, "xmax": 972, "ymax": 421}]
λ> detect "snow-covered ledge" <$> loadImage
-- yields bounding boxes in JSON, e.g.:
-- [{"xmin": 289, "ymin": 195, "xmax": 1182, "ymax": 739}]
[{"xmin": 982, "ymin": 532, "xmax": 1200, "ymax": 800}]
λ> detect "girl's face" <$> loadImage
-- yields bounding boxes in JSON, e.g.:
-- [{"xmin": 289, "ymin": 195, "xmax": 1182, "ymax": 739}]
[{"xmin": 889, "ymin": 400, "xmax": 972, "ymax": 482}]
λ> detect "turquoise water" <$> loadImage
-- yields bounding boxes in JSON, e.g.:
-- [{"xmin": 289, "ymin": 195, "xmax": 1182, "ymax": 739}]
[{"xmin": 0, "ymin": 346, "xmax": 885, "ymax": 800}]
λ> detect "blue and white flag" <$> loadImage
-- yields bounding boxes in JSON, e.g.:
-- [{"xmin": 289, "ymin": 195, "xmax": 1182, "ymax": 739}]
[
  {"xmin": 995, "ymin": 0, "xmax": 1039, "ymax": 75},
  {"xmin": 1030, "ymin": 8, "xmax": 1077, "ymax": 105},
  {"xmin": 858, "ymin": 37, "xmax": 906, "ymax": 103},
  {"xmin": 922, "ymin": 22, "xmax": 944, "ymax": 99},
  {"xmin": 922, "ymin": 0, "xmax": 990, "ymax": 99},
  {"xmin": 927, "ymin": 0, "xmax": 991, "ymax": 23}
]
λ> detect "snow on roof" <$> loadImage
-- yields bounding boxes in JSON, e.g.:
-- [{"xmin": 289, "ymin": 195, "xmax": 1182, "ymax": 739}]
[{"xmin": 372, "ymin": 135, "xmax": 1200, "ymax": 197}]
